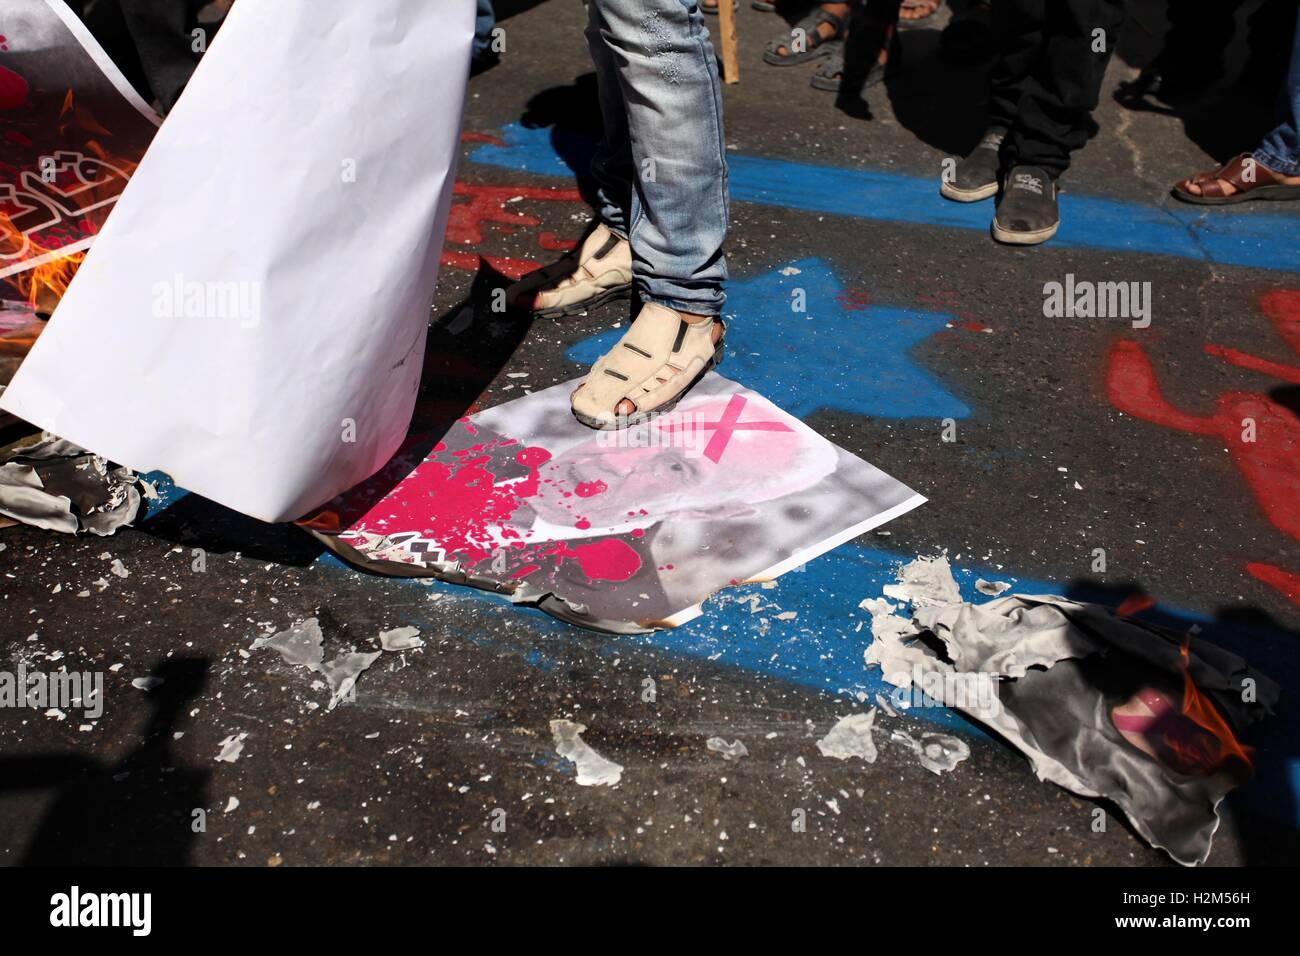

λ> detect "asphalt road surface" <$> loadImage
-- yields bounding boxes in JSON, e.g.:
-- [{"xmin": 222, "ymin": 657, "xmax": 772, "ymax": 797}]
[{"xmin": 1, "ymin": 0, "xmax": 1297, "ymax": 867}]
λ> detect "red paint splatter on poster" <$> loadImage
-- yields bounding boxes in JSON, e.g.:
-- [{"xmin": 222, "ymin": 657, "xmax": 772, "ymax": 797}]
[
  {"xmin": 344, "ymin": 421, "xmax": 643, "ymax": 585},
  {"xmin": 556, "ymin": 539, "xmax": 641, "ymax": 583},
  {"xmin": 0, "ymin": 64, "xmax": 27, "ymax": 110}
]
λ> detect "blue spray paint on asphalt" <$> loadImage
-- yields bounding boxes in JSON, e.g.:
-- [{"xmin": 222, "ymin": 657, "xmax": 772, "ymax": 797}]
[
  {"xmin": 568, "ymin": 258, "xmax": 972, "ymax": 420},
  {"xmin": 468, "ymin": 123, "xmax": 1300, "ymax": 273}
]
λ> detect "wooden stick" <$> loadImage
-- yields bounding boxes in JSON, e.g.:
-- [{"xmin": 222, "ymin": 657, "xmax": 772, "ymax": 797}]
[{"xmin": 717, "ymin": 1, "xmax": 739, "ymax": 85}]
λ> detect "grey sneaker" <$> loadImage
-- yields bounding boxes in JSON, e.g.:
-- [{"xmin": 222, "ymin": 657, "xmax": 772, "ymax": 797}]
[
  {"xmin": 992, "ymin": 165, "xmax": 1060, "ymax": 245},
  {"xmin": 940, "ymin": 127, "xmax": 1005, "ymax": 202}
]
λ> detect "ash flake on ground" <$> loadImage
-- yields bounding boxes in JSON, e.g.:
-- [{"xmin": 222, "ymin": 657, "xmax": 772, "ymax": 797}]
[
  {"xmin": 550, "ymin": 719, "xmax": 623, "ymax": 786},
  {"xmin": 816, "ymin": 710, "xmax": 877, "ymax": 762},
  {"xmin": 215, "ymin": 732, "xmax": 248, "ymax": 763},
  {"xmin": 706, "ymin": 737, "xmax": 749, "ymax": 761}
]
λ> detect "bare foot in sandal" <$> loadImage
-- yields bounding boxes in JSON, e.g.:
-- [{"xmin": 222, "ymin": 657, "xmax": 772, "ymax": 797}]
[
  {"xmin": 764, "ymin": 3, "xmax": 850, "ymax": 65},
  {"xmin": 811, "ymin": 23, "xmax": 895, "ymax": 92},
  {"xmin": 571, "ymin": 304, "xmax": 726, "ymax": 430},
  {"xmin": 899, "ymin": 0, "xmax": 941, "ymax": 23},
  {"xmin": 1172, "ymin": 154, "xmax": 1300, "ymax": 205}
]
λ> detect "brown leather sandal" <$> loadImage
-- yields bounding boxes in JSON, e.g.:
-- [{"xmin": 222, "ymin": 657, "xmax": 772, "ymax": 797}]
[{"xmin": 1172, "ymin": 153, "xmax": 1300, "ymax": 206}]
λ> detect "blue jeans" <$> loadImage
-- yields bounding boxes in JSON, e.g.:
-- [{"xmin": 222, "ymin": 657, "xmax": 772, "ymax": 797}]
[
  {"xmin": 473, "ymin": 0, "xmax": 496, "ymax": 60},
  {"xmin": 1254, "ymin": 7, "xmax": 1300, "ymax": 176},
  {"xmin": 586, "ymin": 0, "xmax": 729, "ymax": 315}
]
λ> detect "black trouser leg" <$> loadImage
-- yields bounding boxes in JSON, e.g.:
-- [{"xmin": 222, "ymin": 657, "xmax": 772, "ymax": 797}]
[
  {"xmin": 1001, "ymin": 0, "xmax": 1126, "ymax": 178},
  {"xmin": 117, "ymin": 0, "xmax": 204, "ymax": 113},
  {"xmin": 988, "ymin": 0, "xmax": 1046, "ymax": 133},
  {"xmin": 1153, "ymin": 0, "xmax": 1241, "ymax": 87},
  {"xmin": 1243, "ymin": 0, "xmax": 1300, "ymax": 94}
]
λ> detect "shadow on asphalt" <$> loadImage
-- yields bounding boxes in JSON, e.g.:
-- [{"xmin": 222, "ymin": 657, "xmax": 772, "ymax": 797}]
[{"xmin": 0, "ymin": 658, "xmax": 211, "ymax": 866}]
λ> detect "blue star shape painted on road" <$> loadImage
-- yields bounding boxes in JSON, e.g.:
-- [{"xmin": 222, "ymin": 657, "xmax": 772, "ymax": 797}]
[{"xmin": 566, "ymin": 257, "xmax": 972, "ymax": 421}]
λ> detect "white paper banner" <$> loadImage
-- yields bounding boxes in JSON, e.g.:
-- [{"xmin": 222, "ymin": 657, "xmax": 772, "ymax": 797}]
[{"xmin": 1, "ymin": 0, "xmax": 474, "ymax": 522}]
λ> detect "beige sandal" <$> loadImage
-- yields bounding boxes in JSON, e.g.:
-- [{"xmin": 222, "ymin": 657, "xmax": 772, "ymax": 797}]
[
  {"xmin": 571, "ymin": 303, "xmax": 726, "ymax": 430},
  {"xmin": 507, "ymin": 223, "xmax": 633, "ymax": 318}
]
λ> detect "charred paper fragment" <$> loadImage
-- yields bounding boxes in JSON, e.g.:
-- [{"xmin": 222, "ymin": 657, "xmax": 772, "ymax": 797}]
[
  {"xmin": 862, "ymin": 571, "xmax": 1280, "ymax": 866},
  {"xmin": 816, "ymin": 711, "xmax": 878, "ymax": 763},
  {"xmin": 882, "ymin": 554, "xmax": 962, "ymax": 609},
  {"xmin": 378, "ymin": 626, "xmax": 425, "ymax": 651},
  {"xmin": 250, "ymin": 618, "xmax": 383, "ymax": 709},
  {"xmin": 706, "ymin": 737, "xmax": 749, "ymax": 761},
  {"xmin": 251, "ymin": 618, "xmax": 326, "ymax": 672},
  {"xmin": 550, "ymin": 719, "xmax": 623, "ymax": 786},
  {"xmin": 321, "ymin": 652, "xmax": 382, "ymax": 711},
  {"xmin": 891, "ymin": 729, "xmax": 970, "ymax": 775},
  {"xmin": 0, "ymin": 437, "xmax": 145, "ymax": 535},
  {"xmin": 216, "ymin": 732, "xmax": 248, "ymax": 763}
]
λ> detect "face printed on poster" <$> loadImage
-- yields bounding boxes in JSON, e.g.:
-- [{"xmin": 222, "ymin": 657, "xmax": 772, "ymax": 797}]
[{"xmin": 316, "ymin": 374, "xmax": 925, "ymax": 632}]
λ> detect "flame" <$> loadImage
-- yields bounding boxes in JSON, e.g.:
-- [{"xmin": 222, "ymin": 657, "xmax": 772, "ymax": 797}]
[
  {"xmin": 1, "ymin": 90, "xmax": 138, "ymax": 312},
  {"xmin": 296, "ymin": 510, "xmax": 341, "ymax": 533},
  {"xmin": 1, "ymin": 213, "xmax": 86, "ymax": 311},
  {"xmin": 1116, "ymin": 591, "xmax": 1155, "ymax": 617},
  {"xmin": 1169, "ymin": 640, "xmax": 1254, "ymax": 776}
]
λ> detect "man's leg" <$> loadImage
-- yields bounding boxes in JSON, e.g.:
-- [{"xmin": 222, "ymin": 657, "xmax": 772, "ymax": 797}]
[
  {"xmin": 992, "ymin": 0, "xmax": 1124, "ymax": 244},
  {"xmin": 571, "ymin": 0, "xmax": 730, "ymax": 428},
  {"xmin": 1254, "ymin": 5, "xmax": 1300, "ymax": 178},
  {"xmin": 1003, "ymin": 0, "xmax": 1125, "ymax": 180},
  {"xmin": 1177, "ymin": 5, "xmax": 1300, "ymax": 202},
  {"xmin": 592, "ymin": 0, "xmax": 728, "ymax": 317},
  {"xmin": 472, "ymin": 0, "xmax": 499, "ymax": 71},
  {"xmin": 1147, "ymin": 0, "xmax": 1238, "ymax": 97},
  {"xmin": 117, "ymin": 0, "xmax": 206, "ymax": 113},
  {"xmin": 1242, "ymin": 0, "xmax": 1297, "ymax": 97},
  {"xmin": 507, "ymin": 2, "xmax": 638, "ymax": 317},
  {"xmin": 586, "ymin": 1, "xmax": 636, "ymax": 242},
  {"xmin": 987, "ymin": 0, "xmax": 1044, "ymax": 137},
  {"xmin": 942, "ymin": 0, "xmax": 1044, "ymax": 203}
]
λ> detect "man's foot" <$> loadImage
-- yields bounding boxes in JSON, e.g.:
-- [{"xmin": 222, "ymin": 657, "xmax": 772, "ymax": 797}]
[
  {"xmin": 940, "ymin": 127, "xmax": 1004, "ymax": 202},
  {"xmin": 991, "ymin": 165, "xmax": 1059, "ymax": 245},
  {"xmin": 1172, "ymin": 153, "xmax": 1300, "ymax": 206},
  {"xmin": 763, "ymin": 3, "xmax": 850, "ymax": 65},
  {"xmin": 506, "ymin": 223, "xmax": 633, "ymax": 318},
  {"xmin": 571, "ymin": 304, "xmax": 725, "ymax": 429},
  {"xmin": 899, "ymin": 0, "xmax": 941, "ymax": 25},
  {"xmin": 806, "ymin": 19, "xmax": 899, "ymax": 93}
]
